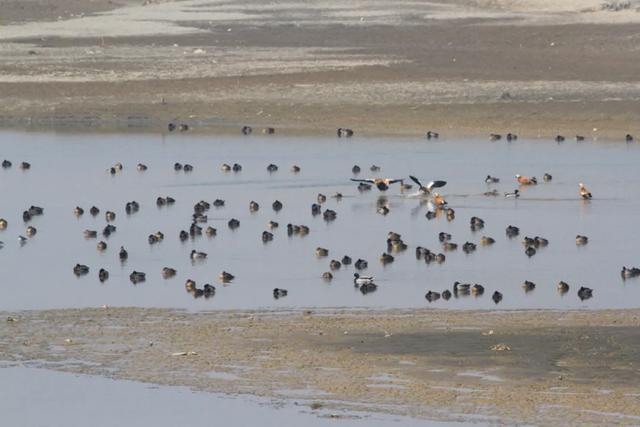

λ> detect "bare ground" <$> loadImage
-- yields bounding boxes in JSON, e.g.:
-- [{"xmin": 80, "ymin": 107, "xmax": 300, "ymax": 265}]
[{"xmin": 2, "ymin": 307, "xmax": 640, "ymax": 425}]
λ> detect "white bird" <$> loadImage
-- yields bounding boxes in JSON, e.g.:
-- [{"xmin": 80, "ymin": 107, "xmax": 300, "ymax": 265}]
[
  {"xmin": 409, "ymin": 176, "xmax": 447, "ymax": 194},
  {"xmin": 353, "ymin": 273, "xmax": 375, "ymax": 286}
]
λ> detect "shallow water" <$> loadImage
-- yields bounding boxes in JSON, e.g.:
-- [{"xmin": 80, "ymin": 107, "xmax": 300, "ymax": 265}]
[
  {"xmin": 1, "ymin": 130, "xmax": 639, "ymax": 311},
  {"xmin": 0, "ymin": 366, "xmax": 480, "ymax": 427}
]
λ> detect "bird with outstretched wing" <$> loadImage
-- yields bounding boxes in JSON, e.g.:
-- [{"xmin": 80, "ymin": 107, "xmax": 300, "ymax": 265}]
[
  {"xmin": 350, "ymin": 178, "xmax": 403, "ymax": 191},
  {"xmin": 409, "ymin": 176, "xmax": 447, "ymax": 194}
]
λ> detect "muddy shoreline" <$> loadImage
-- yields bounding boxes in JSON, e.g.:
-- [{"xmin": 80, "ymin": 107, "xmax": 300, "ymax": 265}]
[{"xmin": 2, "ymin": 307, "xmax": 640, "ymax": 425}]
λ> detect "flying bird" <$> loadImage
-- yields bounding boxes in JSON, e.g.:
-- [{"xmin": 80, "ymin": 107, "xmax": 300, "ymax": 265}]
[
  {"xmin": 408, "ymin": 176, "xmax": 447, "ymax": 194},
  {"xmin": 350, "ymin": 178, "xmax": 403, "ymax": 191}
]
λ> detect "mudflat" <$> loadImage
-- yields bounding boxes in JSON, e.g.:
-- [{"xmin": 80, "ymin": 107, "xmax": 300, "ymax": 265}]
[
  {"xmin": 2, "ymin": 307, "xmax": 639, "ymax": 425},
  {"xmin": 0, "ymin": 0, "xmax": 639, "ymax": 137}
]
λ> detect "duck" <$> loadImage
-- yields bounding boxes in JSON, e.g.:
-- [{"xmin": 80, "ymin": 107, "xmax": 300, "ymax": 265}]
[
  {"xmin": 228, "ymin": 218, "xmax": 240, "ymax": 229},
  {"xmin": 425, "ymin": 291, "xmax": 440, "ymax": 302},
  {"xmin": 333, "ymin": 192, "xmax": 343, "ymax": 201},
  {"xmin": 84, "ymin": 229, "xmax": 97, "ymax": 238},
  {"xmin": 1, "ymin": 160, "xmax": 11, "ymax": 168},
  {"xmin": 388, "ymin": 239, "xmax": 407, "ymax": 252},
  {"xmin": 119, "ymin": 246, "xmax": 128, "ymax": 260},
  {"xmin": 291, "ymin": 165, "xmax": 301, "ymax": 173},
  {"xmin": 377, "ymin": 206, "xmax": 390, "ymax": 215},
  {"xmin": 263, "ymin": 127, "xmax": 275, "ymax": 135},
  {"xmin": 262, "ymin": 231, "xmax": 274, "ymax": 242},
  {"xmin": 442, "ymin": 289, "xmax": 452, "ymax": 300},
  {"xmin": 516, "ymin": 175, "xmax": 537, "ymax": 185},
  {"xmin": 190, "ymin": 223, "xmax": 202, "ymax": 236},
  {"xmin": 353, "ymin": 273, "xmax": 375, "ymax": 286},
  {"xmin": 20, "ymin": 161, "xmax": 31, "ymax": 170},
  {"xmin": 179, "ymin": 230, "xmax": 189, "ymax": 241},
  {"xmin": 436, "ymin": 253, "xmax": 446, "ymax": 263},
  {"xmin": 130, "ymin": 271, "xmax": 146, "ymax": 284},
  {"xmin": 248, "ymin": 201, "xmax": 262, "ymax": 213},
  {"xmin": 489, "ymin": 133, "xmax": 502, "ymax": 141},
  {"xmin": 577, "ymin": 286, "xmax": 593, "ymax": 301},
  {"xmin": 191, "ymin": 250, "xmax": 207, "ymax": 260},
  {"xmin": 359, "ymin": 282, "xmax": 378, "ymax": 294},
  {"xmin": 416, "ymin": 246, "xmax": 431, "ymax": 260},
  {"xmin": 438, "ymin": 232, "xmax": 452, "ymax": 242},
  {"xmin": 462, "ymin": 242, "xmax": 477, "ymax": 254},
  {"xmin": 453, "ymin": 282, "xmax": 470, "ymax": 294},
  {"xmin": 311, "ymin": 203, "xmax": 322, "ymax": 216},
  {"xmin": 266, "ymin": 164, "xmax": 278, "ymax": 172},
  {"xmin": 579, "ymin": 183, "xmax": 592, "ymax": 199},
  {"xmin": 506, "ymin": 225, "xmax": 520, "ymax": 237},
  {"xmin": 98, "ymin": 268, "xmax": 109, "ymax": 282},
  {"xmin": 533, "ymin": 236, "xmax": 549, "ymax": 247},
  {"xmin": 504, "ymin": 189, "xmax": 520, "ymax": 198},
  {"xmin": 73, "ymin": 264, "xmax": 90, "ymax": 276},
  {"xmin": 576, "ymin": 235, "xmax": 588, "ymax": 245},
  {"xmin": 543, "ymin": 173, "xmax": 552, "ymax": 182},
  {"xmin": 74, "ymin": 206, "xmax": 84, "ymax": 216},
  {"xmin": 625, "ymin": 134, "xmax": 634, "ymax": 142},
  {"xmin": 18, "ymin": 235, "xmax": 28, "ymax": 245},
  {"xmin": 22, "ymin": 211, "xmax": 32, "ymax": 222},
  {"xmin": 219, "ymin": 271, "xmax": 234, "ymax": 283},
  {"xmin": 357, "ymin": 182, "xmax": 372, "ymax": 192},
  {"xmin": 506, "ymin": 133, "xmax": 518, "ymax": 141},
  {"xmin": 213, "ymin": 199, "xmax": 225, "ymax": 207},
  {"xmin": 492, "ymin": 291, "xmax": 503, "ymax": 304},
  {"xmin": 408, "ymin": 176, "xmax": 447, "ymax": 194},
  {"xmin": 433, "ymin": 193, "xmax": 447, "ymax": 208},
  {"xmin": 621, "ymin": 266, "xmax": 640, "ymax": 279},
  {"xmin": 232, "ymin": 163, "xmax": 242, "ymax": 172},
  {"xmin": 174, "ymin": 162, "xmax": 183, "ymax": 171},
  {"xmin": 185, "ymin": 279, "xmax": 197, "ymax": 292},
  {"xmin": 26, "ymin": 226, "xmax": 37, "ymax": 237},
  {"xmin": 273, "ymin": 288, "xmax": 288, "ymax": 299},
  {"xmin": 388, "ymin": 232, "xmax": 402, "ymax": 241},
  {"xmin": 148, "ymin": 234, "xmax": 160, "ymax": 244},
  {"xmin": 322, "ymin": 272, "xmax": 333, "ymax": 280},
  {"xmin": 442, "ymin": 242, "xmax": 458, "ymax": 251},
  {"xmin": 0, "ymin": 218, "xmax": 7, "ymax": 229},
  {"xmin": 576, "ymin": 135, "xmax": 585, "ymax": 141},
  {"xmin": 162, "ymin": 267, "xmax": 177, "ymax": 278},
  {"xmin": 470, "ymin": 216, "xmax": 485, "ymax": 229},
  {"xmin": 380, "ymin": 253, "xmax": 394, "ymax": 264},
  {"xmin": 156, "ymin": 197, "xmax": 167, "ymax": 206},
  {"xmin": 272, "ymin": 200, "xmax": 283, "ymax": 212},
  {"xmin": 425, "ymin": 211, "xmax": 436, "ymax": 220},
  {"xmin": 242, "ymin": 126, "xmax": 252, "ymax": 135},
  {"xmin": 485, "ymin": 175, "xmax": 500, "ymax": 183},
  {"xmin": 317, "ymin": 193, "xmax": 327, "ymax": 204},
  {"xmin": 480, "ymin": 236, "xmax": 495, "ymax": 246},
  {"xmin": 103, "ymin": 224, "xmax": 116, "ymax": 238},
  {"xmin": 137, "ymin": 163, "xmax": 148, "ymax": 171},
  {"xmin": 205, "ymin": 227, "xmax": 217, "ymax": 237},
  {"xmin": 525, "ymin": 246, "xmax": 536, "ymax": 257},
  {"xmin": 203, "ymin": 284, "xmax": 216, "ymax": 297},
  {"xmin": 425, "ymin": 131, "xmax": 439, "ymax": 139},
  {"xmin": 323, "ymin": 209, "xmax": 337, "ymax": 221},
  {"xmin": 354, "ymin": 259, "xmax": 368, "ymax": 270},
  {"xmin": 352, "ymin": 165, "xmax": 361, "ymax": 175},
  {"xmin": 350, "ymin": 178, "xmax": 402, "ymax": 192},
  {"xmin": 89, "ymin": 206, "xmax": 100, "ymax": 216},
  {"xmin": 337, "ymin": 128, "xmax": 354, "ymax": 138},
  {"xmin": 125, "ymin": 201, "xmax": 140, "ymax": 214},
  {"xmin": 557, "ymin": 281, "xmax": 570, "ymax": 294},
  {"xmin": 299, "ymin": 225, "xmax": 310, "ymax": 235},
  {"xmin": 341, "ymin": 255, "xmax": 352, "ymax": 265},
  {"xmin": 522, "ymin": 280, "xmax": 536, "ymax": 292},
  {"xmin": 471, "ymin": 284, "xmax": 485, "ymax": 295},
  {"xmin": 220, "ymin": 163, "xmax": 231, "ymax": 172},
  {"xmin": 522, "ymin": 237, "xmax": 535, "ymax": 247},
  {"xmin": 97, "ymin": 241, "xmax": 107, "ymax": 251},
  {"xmin": 555, "ymin": 135, "xmax": 565, "ymax": 142},
  {"xmin": 105, "ymin": 211, "xmax": 116, "ymax": 222},
  {"xmin": 183, "ymin": 164, "xmax": 193, "ymax": 172},
  {"xmin": 316, "ymin": 247, "xmax": 329, "ymax": 257},
  {"xmin": 287, "ymin": 224, "xmax": 298, "ymax": 236},
  {"xmin": 485, "ymin": 189, "xmax": 500, "ymax": 196}
]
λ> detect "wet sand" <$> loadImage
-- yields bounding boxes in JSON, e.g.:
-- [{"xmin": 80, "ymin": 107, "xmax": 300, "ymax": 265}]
[
  {"xmin": 2, "ymin": 307, "xmax": 640, "ymax": 425},
  {"xmin": 0, "ymin": 0, "xmax": 640, "ymax": 138}
]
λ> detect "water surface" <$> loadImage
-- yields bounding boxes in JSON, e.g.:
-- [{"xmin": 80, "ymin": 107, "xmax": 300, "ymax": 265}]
[{"xmin": 1, "ymin": 131, "xmax": 639, "ymax": 310}]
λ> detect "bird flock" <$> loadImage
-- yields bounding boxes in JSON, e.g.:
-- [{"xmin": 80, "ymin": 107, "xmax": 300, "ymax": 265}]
[{"xmin": 1, "ymin": 127, "xmax": 639, "ymax": 305}]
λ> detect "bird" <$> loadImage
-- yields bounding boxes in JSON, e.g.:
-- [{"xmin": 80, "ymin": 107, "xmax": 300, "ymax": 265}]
[
  {"xmin": 577, "ymin": 286, "xmax": 593, "ymax": 301},
  {"xmin": 219, "ymin": 271, "xmax": 235, "ymax": 283},
  {"xmin": 408, "ymin": 176, "xmax": 447, "ymax": 194},
  {"xmin": 353, "ymin": 273, "xmax": 375, "ymax": 286},
  {"xmin": 485, "ymin": 175, "xmax": 500, "ymax": 183},
  {"xmin": 432, "ymin": 193, "xmax": 447, "ymax": 207},
  {"xmin": 516, "ymin": 174, "xmax": 537, "ymax": 185},
  {"xmin": 576, "ymin": 235, "xmax": 589, "ymax": 245},
  {"xmin": 579, "ymin": 183, "xmax": 592, "ymax": 199},
  {"xmin": 350, "ymin": 178, "xmax": 403, "ymax": 191},
  {"xmin": 190, "ymin": 250, "xmax": 207, "ymax": 260}
]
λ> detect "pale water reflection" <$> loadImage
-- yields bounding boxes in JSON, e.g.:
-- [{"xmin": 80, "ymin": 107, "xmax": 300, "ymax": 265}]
[{"xmin": 0, "ymin": 131, "xmax": 639, "ymax": 310}]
